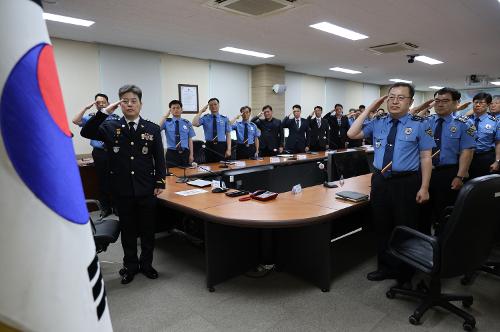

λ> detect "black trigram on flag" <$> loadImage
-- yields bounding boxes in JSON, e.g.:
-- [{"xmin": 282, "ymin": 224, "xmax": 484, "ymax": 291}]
[{"xmin": 87, "ymin": 255, "xmax": 107, "ymax": 320}]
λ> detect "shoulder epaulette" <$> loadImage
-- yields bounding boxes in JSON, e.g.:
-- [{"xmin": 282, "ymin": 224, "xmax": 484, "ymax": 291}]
[
  {"xmin": 141, "ymin": 118, "xmax": 160, "ymax": 129},
  {"xmin": 89, "ymin": 112, "xmax": 96, "ymax": 116},
  {"xmin": 411, "ymin": 115, "xmax": 425, "ymax": 122},
  {"xmin": 455, "ymin": 115, "xmax": 469, "ymax": 124},
  {"xmin": 375, "ymin": 114, "xmax": 388, "ymax": 120},
  {"xmin": 488, "ymin": 115, "xmax": 496, "ymax": 121},
  {"xmin": 166, "ymin": 118, "xmax": 173, "ymax": 122}
]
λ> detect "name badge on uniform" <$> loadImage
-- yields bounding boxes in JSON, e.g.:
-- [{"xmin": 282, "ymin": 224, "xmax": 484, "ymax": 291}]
[
  {"xmin": 375, "ymin": 140, "xmax": 382, "ymax": 148},
  {"xmin": 142, "ymin": 146, "xmax": 148, "ymax": 154},
  {"xmin": 404, "ymin": 127, "xmax": 413, "ymax": 135},
  {"xmin": 485, "ymin": 124, "xmax": 492, "ymax": 130},
  {"xmin": 183, "ymin": 125, "xmax": 187, "ymax": 130},
  {"xmin": 113, "ymin": 146, "xmax": 120, "ymax": 153},
  {"xmin": 249, "ymin": 127, "xmax": 253, "ymax": 131},
  {"xmin": 450, "ymin": 126, "xmax": 457, "ymax": 133}
]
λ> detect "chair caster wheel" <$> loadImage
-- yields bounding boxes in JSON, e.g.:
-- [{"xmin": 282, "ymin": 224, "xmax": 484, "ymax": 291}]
[
  {"xmin": 462, "ymin": 299, "xmax": 473, "ymax": 308},
  {"xmin": 321, "ymin": 288, "xmax": 329, "ymax": 292},
  {"xmin": 409, "ymin": 315, "xmax": 420, "ymax": 325},
  {"xmin": 386, "ymin": 291, "xmax": 395, "ymax": 299},
  {"xmin": 118, "ymin": 268, "xmax": 126, "ymax": 276},
  {"xmin": 463, "ymin": 321, "xmax": 475, "ymax": 331},
  {"xmin": 208, "ymin": 287, "xmax": 215, "ymax": 292},
  {"xmin": 461, "ymin": 276, "xmax": 472, "ymax": 285}
]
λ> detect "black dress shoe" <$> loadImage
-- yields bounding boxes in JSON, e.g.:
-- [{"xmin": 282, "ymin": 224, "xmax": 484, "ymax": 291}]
[
  {"xmin": 367, "ymin": 269, "xmax": 398, "ymax": 281},
  {"xmin": 140, "ymin": 266, "xmax": 159, "ymax": 279},
  {"xmin": 120, "ymin": 268, "xmax": 136, "ymax": 284}
]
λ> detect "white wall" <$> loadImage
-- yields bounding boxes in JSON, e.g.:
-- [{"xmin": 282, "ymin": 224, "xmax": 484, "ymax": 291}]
[{"xmin": 284, "ymin": 72, "xmax": 303, "ymax": 114}]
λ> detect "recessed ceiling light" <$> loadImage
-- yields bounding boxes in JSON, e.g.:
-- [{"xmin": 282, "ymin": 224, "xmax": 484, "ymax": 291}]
[
  {"xmin": 309, "ymin": 22, "xmax": 368, "ymax": 41},
  {"xmin": 415, "ymin": 55, "xmax": 443, "ymax": 65},
  {"xmin": 330, "ymin": 67, "xmax": 362, "ymax": 74},
  {"xmin": 490, "ymin": 81, "xmax": 500, "ymax": 86},
  {"xmin": 389, "ymin": 78, "xmax": 413, "ymax": 84},
  {"xmin": 43, "ymin": 13, "xmax": 94, "ymax": 27},
  {"xmin": 429, "ymin": 86, "xmax": 444, "ymax": 90},
  {"xmin": 220, "ymin": 47, "xmax": 275, "ymax": 59}
]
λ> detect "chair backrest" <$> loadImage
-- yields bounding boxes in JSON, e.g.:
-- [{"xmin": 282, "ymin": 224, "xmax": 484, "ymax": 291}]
[
  {"xmin": 439, "ymin": 174, "xmax": 500, "ymax": 278},
  {"xmin": 192, "ymin": 140, "xmax": 206, "ymax": 164},
  {"xmin": 332, "ymin": 150, "xmax": 371, "ymax": 179}
]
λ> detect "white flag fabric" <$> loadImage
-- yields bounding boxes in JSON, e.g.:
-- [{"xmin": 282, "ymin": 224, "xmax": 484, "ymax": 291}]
[{"xmin": 0, "ymin": 1, "xmax": 113, "ymax": 331}]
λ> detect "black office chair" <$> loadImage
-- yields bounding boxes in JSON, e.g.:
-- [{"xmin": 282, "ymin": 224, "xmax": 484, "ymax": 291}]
[
  {"xmin": 332, "ymin": 150, "xmax": 371, "ymax": 179},
  {"xmin": 385, "ymin": 174, "xmax": 500, "ymax": 331},
  {"xmin": 192, "ymin": 140, "xmax": 206, "ymax": 164},
  {"xmin": 87, "ymin": 200, "xmax": 120, "ymax": 253},
  {"xmin": 461, "ymin": 238, "xmax": 500, "ymax": 284}
]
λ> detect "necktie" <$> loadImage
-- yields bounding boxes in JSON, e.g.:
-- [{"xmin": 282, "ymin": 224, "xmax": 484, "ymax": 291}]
[
  {"xmin": 175, "ymin": 120, "xmax": 182, "ymax": 151},
  {"xmin": 432, "ymin": 118, "xmax": 444, "ymax": 166},
  {"xmin": 382, "ymin": 119, "xmax": 399, "ymax": 173},
  {"xmin": 296, "ymin": 119, "xmax": 300, "ymax": 128},
  {"xmin": 474, "ymin": 117, "xmax": 480, "ymax": 132},
  {"xmin": 317, "ymin": 118, "xmax": 321, "ymax": 128},
  {"xmin": 128, "ymin": 121, "xmax": 136, "ymax": 136},
  {"xmin": 243, "ymin": 122, "xmax": 248, "ymax": 144},
  {"xmin": 212, "ymin": 115, "xmax": 217, "ymax": 141}
]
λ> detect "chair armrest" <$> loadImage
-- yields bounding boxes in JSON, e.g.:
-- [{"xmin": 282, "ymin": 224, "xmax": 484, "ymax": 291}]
[
  {"xmin": 86, "ymin": 199, "xmax": 102, "ymax": 212},
  {"xmin": 389, "ymin": 226, "xmax": 438, "ymax": 250}
]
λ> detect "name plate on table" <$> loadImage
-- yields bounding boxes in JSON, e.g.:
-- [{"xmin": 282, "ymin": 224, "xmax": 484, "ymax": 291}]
[
  {"xmin": 297, "ymin": 154, "xmax": 307, "ymax": 160},
  {"xmin": 175, "ymin": 189, "xmax": 208, "ymax": 196},
  {"xmin": 197, "ymin": 166, "xmax": 211, "ymax": 172},
  {"xmin": 233, "ymin": 161, "xmax": 246, "ymax": 167},
  {"xmin": 270, "ymin": 157, "xmax": 280, "ymax": 163}
]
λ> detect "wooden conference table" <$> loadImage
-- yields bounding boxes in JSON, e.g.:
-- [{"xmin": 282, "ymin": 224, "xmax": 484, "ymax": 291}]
[{"xmin": 158, "ymin": 150, "xmax": 372, "ymax": 292}]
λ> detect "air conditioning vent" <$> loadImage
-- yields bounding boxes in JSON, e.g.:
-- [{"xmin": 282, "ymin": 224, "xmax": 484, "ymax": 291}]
[
  {"xmin": 206, "ymin": 0, "xmax": 298, "ymax": 17},
  {"xmin": 367, "ymin": 42, "xmax": 419, "ymax": 55}
]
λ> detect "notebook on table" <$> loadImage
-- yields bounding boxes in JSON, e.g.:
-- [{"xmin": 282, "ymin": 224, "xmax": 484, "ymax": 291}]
[{"xmin": 335, "ymin": 191, "xmax": 369, "ymax": 202}]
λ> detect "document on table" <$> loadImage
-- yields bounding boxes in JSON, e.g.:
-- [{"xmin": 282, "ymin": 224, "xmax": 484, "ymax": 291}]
[{"xmin": 175, "ymin": 189, "xmax": 208, "ymax": 196}]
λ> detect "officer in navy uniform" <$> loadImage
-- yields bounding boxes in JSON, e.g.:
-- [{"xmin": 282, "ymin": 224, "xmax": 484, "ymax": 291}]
[
  {"xmin": 490, "ymin": 95, "xmax": 500, "ymax": 120},
  {"xmin": 282, "ymin": 104, "xmax": 310, "ymax": 153},
  {"xmin": 306, "ymin": 106, "xmax": 330, "ymax": 151},
  {"xmin": 160, "ymin": 99, "xmax": 195, "ymax": 169},
  {"xmin": 251, "ymin": 105, "xmax": 284, "ymax": 156},
  {"xmin": 192, "ymin": 97, "xmax": 232, "ymax": 163},
  {"xmin": 230, "ymin": 106, "xmax": 260, "ymax": 159},
  {"xmin": 420, "ymin": 88, "xmax": 476, "ymax": 234},
  {"xmin": 81, "ymin": 85, "xmax": 166, "ymax": 285},
  {"xmin": 348, "ymin": 83, "xmax": 435, "ymax": 282},
  {"xmin": 468, "ymin": 92, "xmax": 500, "ymax": 178},
  {"xmin": 72, "ymin": 93, "xmax": 119, "ymax": 217}
]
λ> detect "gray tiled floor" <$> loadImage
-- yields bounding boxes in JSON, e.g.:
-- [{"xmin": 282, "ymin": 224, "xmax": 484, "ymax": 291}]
[{"xmin": 101, "ymin": 230, "xmax": 500, "ymax": 331}]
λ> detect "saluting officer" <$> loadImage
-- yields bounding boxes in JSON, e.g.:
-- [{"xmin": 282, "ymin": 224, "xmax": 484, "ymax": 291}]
[
  {"xmin": 490, "ymin": 95, "xmax": 500, "ymax": 120},
  {"xmin": 251, "ymin": 105, "xmax": 284, "ymax": 156},
  {"xmin": 81, "ymin": 84, "xmax": 166, "ymax": 285},
  {"xmin": 348, "ymin": 83, "xmax": 435, "ymax": 283},
  {"xmin": 307, "ymin": 106, "xmax": 330, "ymax": 151},
  {"xmin": 468, "ymin": 92, "xmax": 500, "ymax": 179},
  {"xmin": 72, "ymin": 93, "xmax": 120, "ymax": 217},
  {"xmin": 230, "ymin": 106, "xmax": 260, "ymax": 159},
  {"xmin": 421, "ymin": 88, "xmax": 476, "ymax": 234},
  {"xmin": 192, "ymin": 98, "xmax": 232, "ymax": 163},
  {"xmin": 159, "ymin": 99, "xmax": 195, "ymax": 169}
]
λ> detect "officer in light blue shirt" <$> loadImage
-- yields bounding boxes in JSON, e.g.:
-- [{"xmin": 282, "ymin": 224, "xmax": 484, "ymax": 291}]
[
  {"xmin": 468, "ymin": 92, "xmax": 500, "ymax": 178},
  {"xmin": 72, "ymin": 93, "xmax": 119, "ymax": 217},
  {"xmin": 420, "ymin": 88, "xmax": 476, "ymax": 234},
  {"xmin": 347, "ymin": 83, "xmax": 434, "ymax": 283},
  {"xmin": 160, "ymin": 100, "xmax": 196, "ymax": 168},
  {"xmin": 230, "ymin": 106, "xmax": 260, "ymax": 159},
  {"xmin": 192, "ymin": 98, "xmax": 232, "ymax": 163}
]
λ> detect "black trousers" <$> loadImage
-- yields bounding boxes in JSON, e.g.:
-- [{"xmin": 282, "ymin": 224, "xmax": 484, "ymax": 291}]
[
  {"xmin": 92, "ymin": 148, "xmax": 112, "ymax": 211},
  {"xmin": 115, "ymin": 195, "xmax": 157, "ymax": 272},
  {"xmin": 309, "ymin": 143, "xmax": 327, "ymax": 152},
  {"xmin": 165, "ymin": 149, "xmax": 189, "ymax": 169},
  {"xmin": 370, "ymin": 171, "xmax": 421, "ymax": 277},
  {"xmin": 205, "ymin": 141, "xmax": 228, "ymax": 163},
  {"xmin": 469, "ymin": 150, "xmax": 495, "ymax": 179},
  {"xmin": 420, "ymin": 165, "xmax": 459, "ymax": 234},
  {"xmin": 259, "ymin": 146, "xmax": 279, "ymax": 157},
  {"xmin": 236, "ymin": 143, "xmax": 256, "ymax": 160}
]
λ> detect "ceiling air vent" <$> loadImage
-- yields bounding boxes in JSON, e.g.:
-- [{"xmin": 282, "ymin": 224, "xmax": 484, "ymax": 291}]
[
  {"xmin": 206, "ymin": 0, "xmax": 298, "ymax": 17},
  {"xmin": 367, "ymin": 42, "xmax": 419, "ymax": 55}
]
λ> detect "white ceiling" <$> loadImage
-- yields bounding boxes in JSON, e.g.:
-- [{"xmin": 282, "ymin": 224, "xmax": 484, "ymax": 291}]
[{"xmin": 43, "ymin": 0, "xmax": 500, "ymax": 91}]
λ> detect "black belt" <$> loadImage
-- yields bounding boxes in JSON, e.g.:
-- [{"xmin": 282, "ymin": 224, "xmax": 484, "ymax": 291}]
[
  {"xmin": 434, "ymin": 164, "xmax": 458, "ymax": 170},
  {"xmin": 167, "ymin": 148, "xmax": 188, "ymax": 153},
  {"xmin": 374, "ymin": 168, "xmax": 418, "ymax": 178},
  {"xmin": 237, "ymin": 143, "xmax": 255, "ymax": 147},
  {"xmin": 475, "ymin": 149, "xmax": 494, "ymax": 155}
]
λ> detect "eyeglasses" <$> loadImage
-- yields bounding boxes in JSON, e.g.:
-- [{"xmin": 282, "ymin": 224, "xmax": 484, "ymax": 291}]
[
  {"xmin": 434, "ymin": 99, "xmax": 451, "ymax": 104},
  {"xmin": 122, "ymin": 99, "xmax": 139, "ymax": 105},
  {"xmin": 388, "ymin": 95, "xmax": 411, "ymax": 102},
  {"xmin": 473, "ymin": 100, "xmax": 488, "ymax": 105}
]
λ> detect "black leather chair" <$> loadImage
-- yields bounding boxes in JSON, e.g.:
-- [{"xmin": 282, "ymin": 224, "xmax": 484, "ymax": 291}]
[
  {"xmin": 87, "ymin": 200, "xmax": 120, "ymax": 253},
  {"xmin": 192, "ymin": 140, "xmax": 206, "ymax": 164},
  {"xmin": 385, "ymin": 174, "xmax": 500, "ymax": 331}
]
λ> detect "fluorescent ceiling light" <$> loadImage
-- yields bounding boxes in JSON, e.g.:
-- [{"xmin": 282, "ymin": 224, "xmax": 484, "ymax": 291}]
[
  {"xmin": 330, "ymin": 67, "xmax": 362, "ymax": 74},
  {"xmin": 220, "ymin": 47, "xmax": 274, "ymax": 58},
  {"xmin": 415, "ymin": 55, "xmax": 443, "ymax": 65},
  {"xmin": 490, "ymin": 81, "xmax": 500, "ymax": 86},
  {"xmin": 309, "ymin": 22, "xmax": 368, "ymax": 41},
  {"xmin": 389, "ymin": 78, "xmax": 413, "ymax": 84},
  {"xmin": 43, "ymin": 13, "xmax": 94, "ymax": 27},
  {"xmin": 429, "ymin": 86, "xmax": 444, "ymax": 90}
]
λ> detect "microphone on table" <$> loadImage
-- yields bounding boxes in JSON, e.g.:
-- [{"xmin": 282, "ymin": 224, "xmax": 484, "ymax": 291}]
[
  {"xmin": 191, "ymin": 162, "xmax": 228, "ymax": 193},
  {"xmin": 166, "ymin": 159, "xmax": 195, "ymax": 183},
  {"xmin": 201, "ymin": 144, "xmax": 232, "ymax": 168},
  {"xmin": 317, "ymin": 161, "xmax": 338, "ymax": 188}
]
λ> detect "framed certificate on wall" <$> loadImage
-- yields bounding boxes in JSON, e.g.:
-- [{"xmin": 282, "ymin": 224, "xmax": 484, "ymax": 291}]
[{"xmin": 178, "ymin": 84, "xmax": 199, "ymax": 114}]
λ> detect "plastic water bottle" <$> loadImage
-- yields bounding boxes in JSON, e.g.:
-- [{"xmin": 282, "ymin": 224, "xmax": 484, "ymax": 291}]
[{"xmin": 339, "ymin": 174, "xmax": 344, "ymax": 187}]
